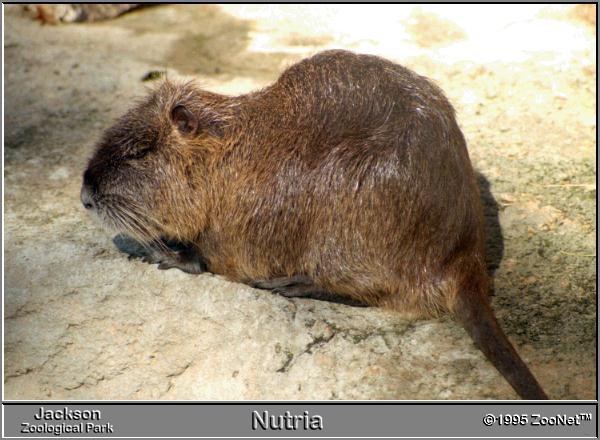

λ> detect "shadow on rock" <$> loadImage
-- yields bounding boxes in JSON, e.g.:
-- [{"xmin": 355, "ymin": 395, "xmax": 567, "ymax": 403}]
[
  {"xmin": 113, "ymin": 4, "xmax": 292, "ymax": 80},
  {"xmin": 476, "ymin": 171, "xmax": 504, "ymax": 290}
]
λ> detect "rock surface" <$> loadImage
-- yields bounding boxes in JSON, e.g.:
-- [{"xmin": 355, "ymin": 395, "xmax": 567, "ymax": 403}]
[{"xmin": 4, "ymin": 5, "xmax": 595, "ymax": 400}]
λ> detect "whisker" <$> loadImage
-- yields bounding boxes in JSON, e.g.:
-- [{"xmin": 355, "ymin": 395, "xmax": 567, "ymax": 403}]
[
  {"xmin": 117, "ymin": 204, "xmax": 171, "ymax": 255},
  {"xmin": 95, "ymin": 193, "xmax": 174, "ymax": 256}
]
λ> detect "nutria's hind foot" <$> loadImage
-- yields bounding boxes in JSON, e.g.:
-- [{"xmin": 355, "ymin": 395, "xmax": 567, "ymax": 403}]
[
  {"xmin": 251, "ymin": 275, "xmax": 313, "ymax": 290},
  {"xmin": 112, "ymin": 234, "xmax": 206, "ymax": 274},
  {"xmin": 251, "ymin": 275, "xmax": 368, "ymax": 307},
  {"xmin": 252, "ymin": 275, "xmax": 324, "ymax": 298},
  {"xmin": 273, "ymin": 284, "xmax": 325, "ymax": 298}
]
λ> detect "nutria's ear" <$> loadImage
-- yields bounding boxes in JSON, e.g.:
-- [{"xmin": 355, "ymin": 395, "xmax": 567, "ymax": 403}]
[
  {"xmin": 170, "ymin": 104, "xmax": 225, "ymax": 138},
  {"xmin": 171, "ymin": 105, "xmax": 199, "ymax": 136}
]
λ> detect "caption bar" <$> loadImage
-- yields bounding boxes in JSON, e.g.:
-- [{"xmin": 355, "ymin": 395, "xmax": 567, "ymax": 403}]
[{"xmin": 3, "ymin": 402, "xmax": 597, "ymax": 438}]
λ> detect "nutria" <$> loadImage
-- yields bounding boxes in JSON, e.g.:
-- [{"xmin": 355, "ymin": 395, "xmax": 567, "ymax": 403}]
[{"xmin": 81, "ymin": 49, "xmax": 548, "ymax": 399}]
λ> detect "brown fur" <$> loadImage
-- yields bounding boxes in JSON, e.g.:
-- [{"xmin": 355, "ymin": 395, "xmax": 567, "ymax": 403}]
[{"xmin": 82, "ymin": 50, "xmax": 547, "ymax": 399}]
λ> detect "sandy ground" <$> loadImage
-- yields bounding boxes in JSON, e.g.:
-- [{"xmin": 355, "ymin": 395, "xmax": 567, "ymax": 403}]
[{"xmin": 3, "ymin": 5, "xmax": 596, "ymax": 400}]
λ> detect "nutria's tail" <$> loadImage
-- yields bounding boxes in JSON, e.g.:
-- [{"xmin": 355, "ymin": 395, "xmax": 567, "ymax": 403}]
[{"xmin": 452, "ymin": 293, "xmax": 548, "ymax": 400}]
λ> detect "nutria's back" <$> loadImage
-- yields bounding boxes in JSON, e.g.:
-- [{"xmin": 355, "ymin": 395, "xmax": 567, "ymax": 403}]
[
  {"xmin": 206, "ymin": 51, "xmax": 482, "ymax": 311},
  {"xmin": 82, "ymin": 49, "xmax": 547, "ymax": 399},
  {"xmin": 239, "ymin": 50, "xmax": 457, "ymax": 154}
]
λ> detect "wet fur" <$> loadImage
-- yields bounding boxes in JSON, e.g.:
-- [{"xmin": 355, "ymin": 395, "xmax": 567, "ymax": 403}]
[{"xmin": 83, "ymin": 50, "xmax": 547, "ymax": 399}]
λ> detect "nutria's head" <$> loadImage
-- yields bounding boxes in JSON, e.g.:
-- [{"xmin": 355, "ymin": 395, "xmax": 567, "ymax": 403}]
[{"xmin": 81, "ymin": 80, "xmax": 227, "ymax": 242}]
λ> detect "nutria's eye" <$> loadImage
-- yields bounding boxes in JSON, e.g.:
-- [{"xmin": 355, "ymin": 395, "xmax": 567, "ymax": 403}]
[{"xmin": 129, "ymin": 146, "xmax": 152, "ymax": 160}]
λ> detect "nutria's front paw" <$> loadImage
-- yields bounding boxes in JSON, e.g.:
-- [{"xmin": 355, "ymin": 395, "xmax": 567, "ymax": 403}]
[
  {"xmin": 113, "ymin": 234, "xmax": 150, "ymax": 260},
  {"xmin": 141, "ymin": 246, "xmax": 206, "ymax": 274},
  {"xmin": 153, "ymin": 252, "xmax": 207, "ymax": 274},
  {"xmin": 113, "ymin": 234, "xmax": 206, "ymax": 274}
]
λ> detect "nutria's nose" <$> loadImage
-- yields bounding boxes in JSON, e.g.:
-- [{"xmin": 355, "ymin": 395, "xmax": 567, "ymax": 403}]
[
  {"xmin": 80, "ymin": 184, "xmax": 94, "ymax": 210},
  {"xmin": 81, "ymin": 170, "xmax": 95, "ymax": 210}
]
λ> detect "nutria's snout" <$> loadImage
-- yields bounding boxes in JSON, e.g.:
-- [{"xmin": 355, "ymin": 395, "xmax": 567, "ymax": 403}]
[{"xmin": 80, "ymin": 170, "xmax": 95, "ymax": 210}]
